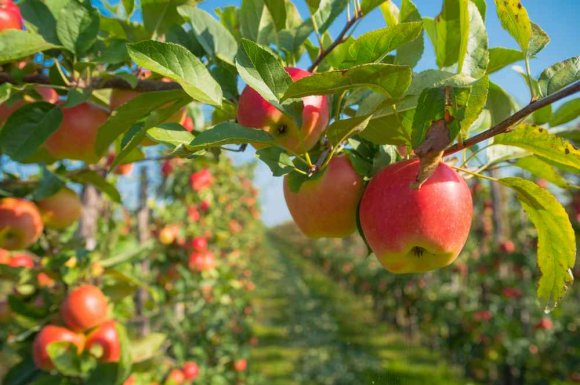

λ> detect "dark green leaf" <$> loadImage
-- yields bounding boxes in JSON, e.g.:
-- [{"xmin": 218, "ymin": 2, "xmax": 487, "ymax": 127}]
[
  {"xmin": 56, "ymin": 0, "xmax": 99, "ymax": 55},
  {"xmin": 424, "ymin": 0, "xmax": 464, "ymax": 68},
  {"xmin": 32, "ymin": 168, "xmax": 65, "ymax": 200},
  {"xmin": 240, "ymin": 0, "xmax": 276, "ymax": 44},
  {"xmin": 19, "ymin": 0, "xmax": 60, "ymax": 45},
  {"xmin": 256, "ymin": 147, "xmax": 295, "ymax": 176},
  {"xmin": 327, "ymin": 115, "xmax": 374, "ymax": 146},
  {"xmin": 188, "ymin": 122, "xmax": 273, "ymax": 151},
  {"xmin": 0, "ymin": 102, "xmax": 62, "ymax": 161},
  {"xmin": 411, "ymin": 88, "xmax": 445, "ymax": 148}
]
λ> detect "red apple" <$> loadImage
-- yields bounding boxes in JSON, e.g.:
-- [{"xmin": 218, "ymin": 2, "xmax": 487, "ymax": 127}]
[
  {"xmin": 182, "ymin": 362, "xmax": 199, "ymax": 380},
  {"xmin": 182, "ymin": 116, "xmax": 194, "ymax": 132},
  {"xmin": 33, "ymin": 325, "xmax": 85, "ymax": 370},
  {"xmin": 190, "ymin": 169, "xmax": 213, "ymax": 191},
  {"xmin": 237, "ymin": 67, "xmax": 329, "ymax": 153},
  {"xmin": 191, "ymin": 236, "xmax": 208, "ymax": 252},
  {"xmin": 164, "ymin": 369, "xmax": 185, "ymax": 385},
  {"xmin": 188, "ymin": 250, "xmax": 216, "ymax": 272},
  {"xmin": 0, "ymin": 198, "xmax": 44, "ymax": 250},
  {"xmin": 359, "ymin": 159, "xmax": 473, "ymax": 273},
  {"xmin": 233, "ymin": 358, "xmax": 247, "ymax": 372},
  {"xmin": 8, "ymin": 252, "xmax": 35, "ymax": 268},
  {"xmin": 0, "ymin": 0, "xmax": 22, "ymax": 31},
  {"xmin": 60, "ymin": 285, "xmax": 109, "ymax": 332},
  {"xmin": 199, "ymin": 200, "xmax": 211, "ymax": 212},
  {"xmin": 44, "ymin": 103, "xmax": 109, "ymax": 164},
  {"xmin": 283, "ymin": 155, "xmax": 364, "ymax": 238},
  {"xmin": 499, "ymin": 240, "xmax": 515, "ymax": 254},
  {"xmin": 86, "ymin": 320, "xmax": 121, "ymax": 362},
  {"xmin": 187, "ymin": 206, "xmax": 201, "ymax": 222},
  {"xmin": 36, "ymin": 187, "xmax": 82, "ymax": 229},
  {"xmin": 535, "ymin": 318, "xmax": 553, "ymax": 330}
]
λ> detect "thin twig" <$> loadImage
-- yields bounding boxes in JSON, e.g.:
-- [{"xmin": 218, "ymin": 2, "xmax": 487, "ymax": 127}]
[
  {"xmin": 444, "ymin": 81, "xmax": 580, "ymax": 156},
  {"xmin": 308, "ymin": 9, "xmax": 364, "ymax": 72}
]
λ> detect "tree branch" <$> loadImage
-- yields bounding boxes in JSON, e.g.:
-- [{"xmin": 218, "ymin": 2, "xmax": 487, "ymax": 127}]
[
  {"xmin": 444, "ymin": 80, "xmax": 580, "ymax": 156},
  {"xmin": 308, "ymin": 10, "xmax": 363, "ymax": 72}
]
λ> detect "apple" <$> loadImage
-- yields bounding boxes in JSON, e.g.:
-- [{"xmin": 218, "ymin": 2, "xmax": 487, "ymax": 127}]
[
  {"xmin": 33, "ymin": 325, "xmax": 85, "ymax": 370},
  {"xmin": 182, "ymin": 362, "xmax": 199, "ymax": 380},
  {"xmin": 123, "ymin": 375, "xmax": 136, "ymax": 385},
  {"xmin": 359, "ymin": 159, "xmax": 473, "ymax": 273},
  {"xmin": 191, "ymin": 236, "xmax": 208, "ymax": 252},
  {"xmin": 164, "ymin": 369, "xmax": 185, "ymax": 385},
  {"xmin": 44, "ymin": 103, "xmax": 109, "ymax": 164},
  {"xmin": 199, "ymin": 200, "xmax": 211, "ymax": 212},
  {"xmin": 188, "ymin": 250, "xmax": 216, "ymax": 272},
  {"xmin": 237, "ymin": 67, "xmax": 329, "ymax": 154},
  {"xmin": 283, "ymin": 155, "xmax": 364, "ymax": 238},
  {"xmin": 187, "ymin": 206, "xmax": 201, "ymax": 222},
  {"xmin": 0, "ymin": 198, "xmax": 44, "ymax": 250},
  {"xmin": 473, "ymin": 310, "xmax": 492, "ymax": 322},
  {"xmin": 159, "ymin": 224, "xmax": 179, "ymax": 245},
  {"xmin": 8, "ymin": 252, "xmax": 35, "ymax": 268},
  {"xmin": 0, "ymin": 248, "xmax": 9, "ymax": 264},
  {"xmin": 0, "ymin": 0, "xmax": 22, "ymax": 31},
  {"xmin": 60, "ymin": 285, "xmax": 109, "ymax": 332},
  {"xmin": 36, "ymin": 187, "xmax": 82, "ymax": 229},
  {"xmin": 182, "ymin": 116, "xmax": 194, "ymax": 132},
  {"xmin": 190, "ymin": 169, "xmax": 213, "ymax": 191},
  {"xmin": 233, "ymin": 358, "xmax": 247, "ymax": 372},
  {"xmin": 1, "ymin": 87, "xmax": 59, "ymax": 126},
  {"xmin": 535, "ymin": 318, "xmax": 553, "ymax": 330},
  {"xmin": 499, "ymin": 240, "xmax": 515, "ymax": 254},
  {"xmin": 86, "ymin": 320, "xmax": 121, "ymax": 362}
]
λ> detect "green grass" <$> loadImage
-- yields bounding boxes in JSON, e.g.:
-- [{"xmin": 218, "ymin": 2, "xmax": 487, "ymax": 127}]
[{"xmin": 250, "ymin": 235, "xmax": 472, "ymax": 385}]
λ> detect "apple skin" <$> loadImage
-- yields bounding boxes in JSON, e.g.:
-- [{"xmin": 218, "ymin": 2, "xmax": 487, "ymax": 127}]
[
  {"xmin": 0, "ymin": 198, "xmax": 44, "ymax": 250},
  {"xmin": 237, "ymin": 67, "xmax": 329, "ymax": 154},
  {"xmin": 60, "ymin": 285, "xmax": 109, "ymax": 332},
  {"xmin": 44, "ymin": 103, "xmax": 109, "ymax": 164},
  {"xmin": 359, "ymin": 159, "xmax": 473, "ymax": 274},
  {"xmin": 188, "ymin": 250, "xmax": 216, "ymax": 272},
  {"xmin": 0, "ymin": 0, "xmax": 22, "ymax": 31},
  {"xmin": 86, "ymin": 320, "xmax": 121, "ymax": 362},
  {"xmin": 8, "ymin": 252, "xmax": 35, "ymax": 268},
  {"xmin": 164, "ymin": 369, "xmax": 185, "ymax": 385},
  {"xmin": 33, "ymin": 325, "xmax": 85, "ymax": 371},
  {"xmin": 190, "ymin": 169, "xmax": 213, "ymax": 191},
  {"xmin": 283, "ymin": 155, "xmax": 364, "ymax": 238},
  {"xmin": 233, "ymin": 358, "xmax": 247, "ymax": 372},
  {"xmin": 182, "ymin": 362, "xmax": 199, "ymax": 380},
  {"xmin": 191, "ymin": 236, "xmax": 208, "ymax": 252},
  {"xmin": 36, "ymin": 187, "xmax": 82, "ymax": 229},
  {"xmin": 0, "ymin": 87, "xmax": 59, "ymax": 125}
]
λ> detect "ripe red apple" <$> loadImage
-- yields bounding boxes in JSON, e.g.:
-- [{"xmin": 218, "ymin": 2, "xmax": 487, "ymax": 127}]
[
  {"xmin": 499, "ymin": 240, "xmax": 515, "ymax": 254},
  {"xmin": 0, "ymin": 87, "xmax": 58, "ymax": 125},
  {"xmin": 182, "ymin": 362, "xmax": 199, "ymax": 380},
  {"xmin": 535, "ymin": 318, "xmax": 553, "ymax": 330},
  {"xmin": 0, "ymin": 0, "xmax": 22, "ymax": 31},
  {"xmin": 0, "ymin": 198, "xmax": 44, "ymax": 250},
  {"xmin": 199, "ymin": 200, "xmax": 211, "ymax": 212},
  {"xmin": 191, "ymin": 236, "xmax": 208, "ymax": 252},
  {"xmin": 359, "ymin": 159, "xmax": 473, "ymax": 273},
  {"xmin": 33, "ymin": 325, "xmax": 85, "ymax": 370},
  {"xmin": 86, "ymin": 320, "xmax": 121, "ymax": 362},
  {"xmin": 187, "ymin": 206, "xmax": 201, "ymax": 222},
  {"xmin": 190, "ymin": 169, "xmax": 213, "ymax": 191},
  {"xmin": 283, "ymin": 155, "xmax": 364, "ymax": 238},
  {"xmin": 182, "ymin": 116, "xmax": 194, "ymax": 132},
  {"xmin": 8, "ymin": 252, "xmax": 35, "ymax": 268},
  {"xmin": 164, "ymin": 369, "xmax": 185, "ymax": 385},
  {"xmin": 233, "ymin": 358, "xmax": 247, "ymax": 372},
  {"xmin": 44, "ymin": 103, "xmax": 109, "ymax": 164},
  {"xmin": 60, "ymin": 285, "xmax": 109, "ymax": 332},
  {"xmin": 237, "ymin": 67, "xmax": 329, "ymax": 154},
  {"xmin": 188, "ymin": 250, "xmax": 216, "ymax": 272},
  {"xmin": 36, "ymin": 187, "xmax": 82, "ymax": 229}
]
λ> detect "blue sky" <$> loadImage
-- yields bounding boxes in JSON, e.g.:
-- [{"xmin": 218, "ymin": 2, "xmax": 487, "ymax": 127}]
[{"xmin": 197, "ymin": 0, "xmax": 580, "ymax": 226}]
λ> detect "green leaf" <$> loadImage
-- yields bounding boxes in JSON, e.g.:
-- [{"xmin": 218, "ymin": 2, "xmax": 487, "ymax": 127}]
[
  {"xmin": 528, "ymin": 22, "xmax": 549, "ymax": 57},
  {"xmin": 499, "ymin": 177, "xmax": 575, "ymax": 311},
  {"xmin": 19, "ymin": 0, "xmax": 60, "ymax": 45},
  {"xmin": 394, "ymin": 0, "xmax": 424, "ymax": 68},
  {"xmin": 129, "ymin": 333, "xmax": 166, "ymax": 363},
  {"xmin": 96, "ymin": 90, "xmax": 190, "ymax": 155},
  {"xmin": 487, "ymin": 47, "xmax": 523, "ymax": 73},
  {"xmin": 493, "ymin": 124, "xmax": 580, "ymax": 171},
  {"xmin": 32, "ymin": 168, "xmax": 65, "ymax": 200},
  {"xmin": 69, "ymin": 170, "xmax": 121, "ymax": 203},
  {"xmin": 461, "ymin": 75, "xmax": 489, "ymax": 135},
  {"xmin": 236, "ymin": 39, "xmax": 293, "ymax": 104},
  {"xmin": 178, "ymin": 6, "xmax": 238, "ymax": 65},
  {"xmin": 188, "ymin": 122, "xmax": 273, "ymax": 151},
  {"xmin": 550, "ymin": 98, "xmax": 580, "ymax": 127},
  {"xmin": 240, "ymin": 0, "xmax": 277, "ymax": 45},
  {"xmin": 486, "ymin": 81, "xmax": 518, "ymax": 125},
  {"xmin": 457, "ymin": 1, "xmax": 488, "ymax": 78},
  {"xmin": 141, "ymin": 0, "xmax": 186, "ymax": 36},
  {"xmin": 0, "ymin": 102, "xmax": 62, "ymax": 161},
  {"xmin": 56, "ymin": 0, "xmax": 99, "ymax": 55},
  {"xmin": 311, "ymin": 0, "xmax": 349, "ymax": 34},
  {"xmin": 360, "ymin": 108, "xmax": 414, "ymax": 146},
  {"xmin": 494, "ymin": 0, "xmax": 532, "ymax": 52},
  {"xmin": 327, "ymin": 114, "xmax": 374, "ymax": 146},
  {"xmin": 0, "ymin": 30, "xmax": 60, "ymax": 64},
  {"xmin": 331, "ymin": 22, "xmax": 423, "ymax": 67},
  {"xmin": 256, "ymin": 147, "xmax": 295, "ymax": 176},
  {"xmin": 47, "ymin": 341, "xmax": 82, "ymax": 377},
  {"xmin": 538, "ymin": 56, "xmax": 580, "ymax": 97},
  {"xmin": 411, "ymin": 87, "xmax": 446, "ymax": 148},
  {"xmin": 127, "ymin": 41, "xmax": 222, "ymax": 106},
  {"xmin": 514, "ymin": 156, "xmax": 571, "ymax": 188},
  {"xmin": 424, "ymin": 0, "xmax": 464, "ymax": 68},
  {"xmin": 531, "ymin": 104, "xmax": 552, "ymax": 125},
  {"xmin": 146, "ymin": 123, "xmax": 195, "ymax": 147},
  {"xmin": 283, "ymin": 64, "xmax": 412, "ymax": 99}
]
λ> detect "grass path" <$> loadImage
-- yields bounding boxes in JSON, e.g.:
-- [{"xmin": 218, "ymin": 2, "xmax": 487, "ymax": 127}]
[{"xmin": 250, "ymin": 235, "xmax": 470, "ymax": 385}]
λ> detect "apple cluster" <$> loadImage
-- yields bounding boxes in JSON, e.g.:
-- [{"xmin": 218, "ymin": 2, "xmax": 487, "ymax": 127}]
[{"xmin": 238, "ymin": 68, "xmax": 473, "ymax": 274}]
